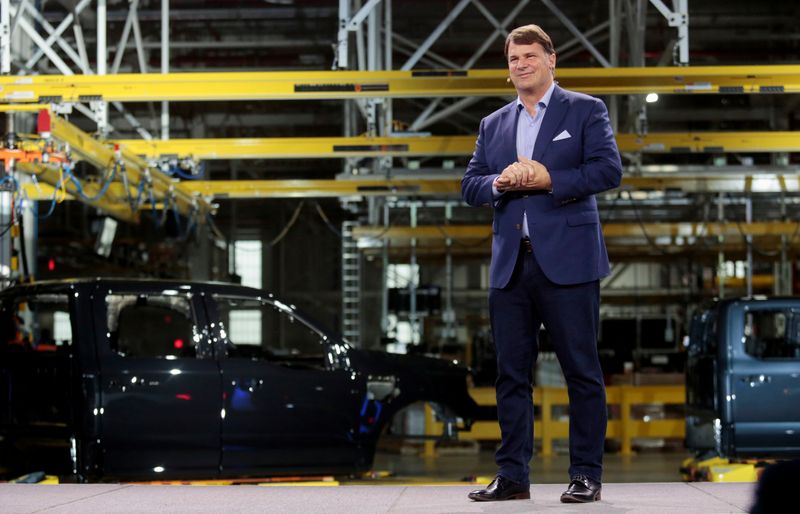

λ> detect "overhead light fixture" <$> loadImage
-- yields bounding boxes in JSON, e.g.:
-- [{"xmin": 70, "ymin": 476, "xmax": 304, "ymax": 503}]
[{"xmin": 645, "ymin": 93, "xmax": 659, "ymax": 103}]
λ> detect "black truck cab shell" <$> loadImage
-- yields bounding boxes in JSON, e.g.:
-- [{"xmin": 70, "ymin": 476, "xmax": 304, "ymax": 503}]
[{"xmin": 0, "ymin": 279, "xmax": 477, "ymax": 481}]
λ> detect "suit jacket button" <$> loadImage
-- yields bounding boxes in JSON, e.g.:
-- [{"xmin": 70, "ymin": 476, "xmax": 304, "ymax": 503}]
[
  {"xmin": 515, "ymin": 224, "xmax": 522, "ymax": 230},
  {"xmin": 522, "ymin": 194, "xmax": 528, "ymax": 198}
]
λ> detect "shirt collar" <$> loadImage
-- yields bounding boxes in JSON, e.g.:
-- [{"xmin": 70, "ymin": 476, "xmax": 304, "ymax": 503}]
[{"xmin": 516, "ymin": 81, "xmax": 556, "ymax": 112}]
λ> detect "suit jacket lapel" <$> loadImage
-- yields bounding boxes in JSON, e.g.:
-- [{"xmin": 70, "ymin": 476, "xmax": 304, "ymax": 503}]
[
  {"xmin": 498, "ymin": 102, "xmax": 520, "ymax": 163},
  {"xmin": 532, "ymin": 85, "xmax": 569, "ymax": 161}
]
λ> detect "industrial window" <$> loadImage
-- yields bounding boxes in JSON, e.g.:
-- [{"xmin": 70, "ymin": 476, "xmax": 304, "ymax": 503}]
[
  {"xmin": 215, "ymin": 296, "xmax": 327, "ymax": 369},
  {"xmin": 230, "ymin": 240, "xmax": 263, "ymax": 347},
  {"xmin": 386, "ymin": 264, "xmax": 421, "ymax": 350},
  {"xmin": 106, "ymin": 293, "xmax": 198, "ymax": 359},
  {"xmin": 0, "ymin": 294, "xmax": 71, "ymax": 352},
  {"xmin": 743, "ymin": 309, "xmax": 800, "ymax": 360},
  {"xmin": 234, "ymin": 240, "xmax": 262, "ymax": 289}
]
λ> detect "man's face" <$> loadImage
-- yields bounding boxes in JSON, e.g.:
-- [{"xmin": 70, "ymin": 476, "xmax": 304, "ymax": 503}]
[{"xmin": 507, "ymin": 41, "xmax": 556, "ymax": 95}]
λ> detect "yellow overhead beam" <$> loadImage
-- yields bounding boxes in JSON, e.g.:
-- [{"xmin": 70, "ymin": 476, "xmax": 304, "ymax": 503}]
[
  {"xmin": 178, "ymin": 174, "xmax": 800, "ymax": 199},
  {"xmin": 113, "ymin": 132, "xmax": 800, "ymax": 161},
  {"xmin": 616, "ymin": 132, "xmax": 800, "ymax": 153},
  {"xmin": 361, "ymin": 241, "xmax": 799, "ymax": 261},
  {"xmin": 353, "ymin": 222, "xmax": 800, "ymax": 242},
  {"xmin": 115, "ymin": 136, "xmax": 477, "ymax": 160},
  {"xmin": 181, "ymin": 179, "xmax": 462, "ymax": 198},
  {"xmin": 621, "ymin": 174, "xmax": 800, "ymax": 193},
  {"xmin": 32, "ymin": 174, "xmax": 800, "ymax": 201},
  {"xmin": 2, "ymin": 65, "xmax": 800, "ymax": 103}
]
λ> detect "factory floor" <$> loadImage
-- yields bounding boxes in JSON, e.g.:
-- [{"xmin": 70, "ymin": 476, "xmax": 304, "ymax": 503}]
[
  {"xmin": 368, "ymin": 445, "xmax": 691, "ymax": 484},
  {"xmin": 0, "ymin": 481, "xmax": 756, "ymax": 513},
  {"xmin": 1, "ymin": 447, "xmax": 762, "ymax": 513}
]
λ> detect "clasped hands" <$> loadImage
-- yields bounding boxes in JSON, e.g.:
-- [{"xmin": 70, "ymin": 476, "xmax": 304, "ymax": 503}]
[{"xmin": 495, "ymin": 156, "xmax": 552, "ymax": 193}]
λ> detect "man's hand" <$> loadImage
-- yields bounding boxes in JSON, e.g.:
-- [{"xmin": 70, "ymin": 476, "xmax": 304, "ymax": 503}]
[{"xmin": 495, "ymin": 156, "xmax": 552, "ymax": 192}]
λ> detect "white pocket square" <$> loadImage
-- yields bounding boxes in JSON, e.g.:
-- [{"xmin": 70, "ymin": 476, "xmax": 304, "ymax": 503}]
[{"xmin": 553, "ymin": 130, "xmax": 571, "ymax": 141}]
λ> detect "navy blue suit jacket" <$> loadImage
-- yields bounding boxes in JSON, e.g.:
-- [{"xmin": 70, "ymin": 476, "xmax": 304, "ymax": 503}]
[{"xmin": 461, "ymin": 85, "xmax": 623, "ymax": 288}]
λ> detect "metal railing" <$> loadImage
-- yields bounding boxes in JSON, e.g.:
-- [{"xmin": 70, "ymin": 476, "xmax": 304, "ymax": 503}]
[{"xmin": 425, "ymin": 385, "xmax": 686, "ymax": 457}]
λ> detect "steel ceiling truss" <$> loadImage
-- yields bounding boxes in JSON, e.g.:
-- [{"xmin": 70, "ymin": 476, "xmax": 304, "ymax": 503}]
[
  {"xmin": 335, "ymin": 0, "xmax": 688, "ymax": 135},
  {"xmin": 2, "ymin": 0, "xmax": 168, "ymax": 136}
]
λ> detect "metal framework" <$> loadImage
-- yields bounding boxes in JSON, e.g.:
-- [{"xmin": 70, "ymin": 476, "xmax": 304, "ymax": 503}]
[{"xmin": 1, "ymin": 1, "xmax": 797, "ymax": 333}]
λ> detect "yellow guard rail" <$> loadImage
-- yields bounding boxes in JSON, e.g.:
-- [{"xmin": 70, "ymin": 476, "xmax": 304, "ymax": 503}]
[{"xmin": 425, "ymin": 384, "xmax": 686, "ymax": 457}]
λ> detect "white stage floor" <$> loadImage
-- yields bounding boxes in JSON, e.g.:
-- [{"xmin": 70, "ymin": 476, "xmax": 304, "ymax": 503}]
[{"xmin": 0, "ymin": 482, "xmax": 756, "ymax": 513}]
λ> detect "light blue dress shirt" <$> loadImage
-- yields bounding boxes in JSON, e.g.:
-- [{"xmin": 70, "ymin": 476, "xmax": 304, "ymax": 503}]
[{"xmin": 493, "ymin": 81, "xmax": 556, "ymax": 239}]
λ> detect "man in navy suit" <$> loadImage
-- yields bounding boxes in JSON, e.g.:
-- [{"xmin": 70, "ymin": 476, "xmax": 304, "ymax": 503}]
[{"xmin": 464, "ymin": 24, "xmax": 622, "ymax": 503}]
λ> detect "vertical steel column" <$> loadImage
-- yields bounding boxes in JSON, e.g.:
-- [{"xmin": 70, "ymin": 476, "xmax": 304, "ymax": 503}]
[
  {"xmin": 1, "ymin": 0, "xmax": 10, "ymax": 74},
  {"xmin": 365, "ymin": 0, "xmax": 378, "ymax": 138},
  {"xmin": 367, "ymin": 1, "xmax": 378, "ymax": 71},
  {"xmin": 649, "ymin": 0, "xmax": 689, "ymax": 65},
  {"xmin": 717, "ymin": 192, "xmax": 726, "ymax": 298},
  {"xmin": 161, "ymin": 0, "xmax": 169, "ymax": 140},
  {"xmin": 341, "ymin": 220, "xmax": 362, "ymax": 346},
  {"xmin": 73, "ymin": 9, "xmax": 91, "ymax": 74},
  {"xmin": 675, "ymin": 0, "xmax": 689, "ymax": 65},
  {"xmin": 380, "ymin": 202, "xmax": 390, "ymax": 336},
  {"xmin": 384, "ymin": 0, "xmax": 392, "ymax": 135},
  {"xmin": 443, "ymin": 203, "xmax": 455, "ymax": 340},
  {"xmin": 21, "ymin": 178, "xmax": 36, "ymax": 280},
  {"xmin": 1, "ymin": 113, "xmax": 13, "ymax": 284},
  {"xmin": 745, "ymin": 195, "xmax": 753, "ymax": 297},
  {"xmin": 408, "ymin": 202, "xmax": 418, "ymax": 344},
  {"xmin": 625, "ymin": 0, "xmax": 647, "ymax": 138},
  {"xmin": 608, "ymin": 0, "xmax": 622, "ymax": 133},
  {"xmin": 336, "ymin": 0, "xmax": 350, "ymax": 69},
  {"xmin": 95, "ymin": 0, "xmax": 109, "ymax": 136},
  {"xmin": 780, "ymin": 193, "xmax": 790, "ymax": 295}
]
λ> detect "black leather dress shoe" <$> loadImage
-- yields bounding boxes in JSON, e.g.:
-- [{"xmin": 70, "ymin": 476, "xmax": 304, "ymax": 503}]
[
  {"xmin": 560, "ymin": 475, "xmax": 602, "ymax": 503},
  {"xmin": 468, "ymin": 475, "xmax": 530, "ymax": 501}
]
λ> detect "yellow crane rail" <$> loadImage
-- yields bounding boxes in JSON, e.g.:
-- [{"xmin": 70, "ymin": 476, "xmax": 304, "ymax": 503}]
[
  {"xmin": 353, "ymin": 222, "xmax": 800, "ymax": 242},
  {"xmin": 174, "ymin": 174, "xmax": 800, "ymax": 199},
  {"xmin": 112, "ymin": 132, "xmax": 800, "ymax": 160},
  {"xmin": 24, "ymin": 174, "xmax": 800, "ymax": 201},
  {"xmin": 2, "ymin": 65, "xmax": 800, "ymax": 103}
]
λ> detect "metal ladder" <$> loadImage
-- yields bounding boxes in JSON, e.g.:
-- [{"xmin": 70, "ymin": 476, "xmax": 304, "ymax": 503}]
[{"xmin": 341, "ymin": 220, "xmax": 361, "ymax": 346}]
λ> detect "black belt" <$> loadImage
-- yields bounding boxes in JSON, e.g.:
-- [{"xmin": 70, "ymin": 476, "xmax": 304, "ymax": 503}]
[{"xmin": 521, "ymin": 238, "xmax": 533, "ymax": 254}]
